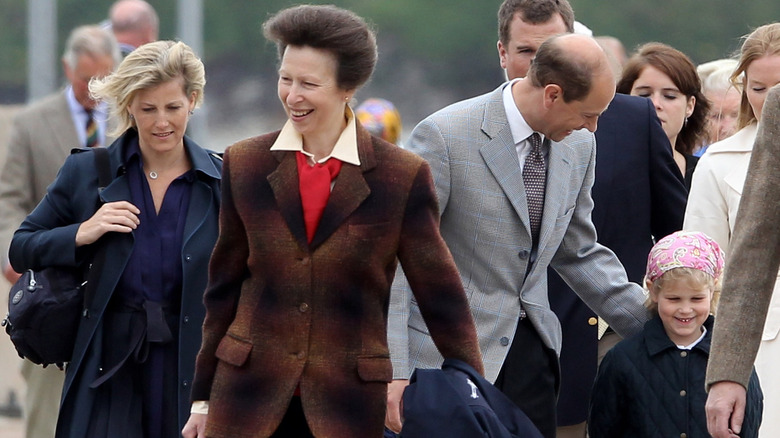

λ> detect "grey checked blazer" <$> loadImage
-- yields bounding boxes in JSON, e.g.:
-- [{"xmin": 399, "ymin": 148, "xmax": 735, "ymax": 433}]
[{"xmin": 389, "ymin": 84, "xmax": 649, "ymax": 382}]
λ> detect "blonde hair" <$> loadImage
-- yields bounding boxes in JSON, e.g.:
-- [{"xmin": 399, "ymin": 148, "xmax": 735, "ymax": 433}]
[
  {"xmin": 644, "ymin": 267, "xmax": 721, "ymax": 314},
  {"xmin": 731, "ymin": 23, "xmax": 780, "ymax": 130},
  {"xmin": 89, "ymin": 40, "xmax": 205, "ymax": 136}
]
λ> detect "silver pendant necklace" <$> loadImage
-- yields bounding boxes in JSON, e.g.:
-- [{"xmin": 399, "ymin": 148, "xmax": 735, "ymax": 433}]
[{"xmin": 149, "ymin": 171, "xmax": 158, "ymax": 180}]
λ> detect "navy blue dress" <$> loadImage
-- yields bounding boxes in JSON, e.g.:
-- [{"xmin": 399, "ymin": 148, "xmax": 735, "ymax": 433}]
[{"xmin": 90, "ymin": 139, "xmax": 193, "ymax": 438}]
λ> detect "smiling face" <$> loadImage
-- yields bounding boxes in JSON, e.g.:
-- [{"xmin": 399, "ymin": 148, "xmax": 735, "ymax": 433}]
[
  {"xmin": 498, "ymin": 13, "xmax": 568, "ymax": 80},
  {"xmin": 277, "ymin": 45, "xmax": 351, "ymax": 146},
  {"xmin": 128, "ymin": 77, "xmax": 195, "ymax": 155},
  {"xmin": 630, "ymin": 65, "xmax": 695, "ymax": 148},
  {"xmin": 744, "ymin": 53, "xmax": 780, "ymax": 122},
  {"xmin": 649, "ymin": 276, "xmax": 713, "ymax": 346}
]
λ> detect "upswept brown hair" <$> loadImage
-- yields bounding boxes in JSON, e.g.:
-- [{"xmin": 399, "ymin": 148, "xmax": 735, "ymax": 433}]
[
  {"xmin": 263, "ymin": 4, "xmax": 377, "ymax": 91},
  {"xmin": 731, "ymin": 23, "xmax": 780, "ymax": 129},
  {"xmin": 617, "ymin": 43, "xmax": 710, "ymax": 155},
  {"xmin": 497, "ymin": 0, "xmax": 575, "ymax": 47}
]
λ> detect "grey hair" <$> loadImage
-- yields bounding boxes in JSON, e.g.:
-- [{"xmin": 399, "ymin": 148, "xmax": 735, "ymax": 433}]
[{"xmin": 62, "ymin": 25, "xmax": 121, "ymax": 71}]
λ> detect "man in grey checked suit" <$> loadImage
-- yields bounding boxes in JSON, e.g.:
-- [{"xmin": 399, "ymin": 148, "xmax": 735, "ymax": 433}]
[
  {"xmin": 387, "ymin": 34, "xmax": 648, "ymax": 438},
  {"xmin": 0, "ymin": 25, "xmax": 118, "ymax": 438}
]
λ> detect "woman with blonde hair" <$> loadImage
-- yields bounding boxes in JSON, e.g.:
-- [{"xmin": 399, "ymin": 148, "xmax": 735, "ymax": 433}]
[
  {"xmin": 684, "ymin": 22, "xmax": 780, "ymax": 438},
  {"xmin": 10, "ymin": 40, "xmax": 223, "ymax": 438}
]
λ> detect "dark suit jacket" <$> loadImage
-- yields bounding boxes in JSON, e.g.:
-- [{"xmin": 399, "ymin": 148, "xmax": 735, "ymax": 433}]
[
  {"xmin": 9, "ymin": 130, "xmax": 223, "ymax": 437},
  {"xmin": 547, "ymin": 93, "xmax": 687, "ymax": 425},
  {"xmin": 190, "ymin": 124, "xmax": 483, "ymax": 438}
]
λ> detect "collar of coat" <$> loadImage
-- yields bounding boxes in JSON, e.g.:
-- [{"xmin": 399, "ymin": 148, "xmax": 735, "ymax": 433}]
[{"xmin": 643, "ymin": 314, "xmax": 714, "ymax": 357}]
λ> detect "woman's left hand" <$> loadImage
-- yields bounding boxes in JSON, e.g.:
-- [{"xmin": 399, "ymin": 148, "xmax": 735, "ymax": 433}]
[
  {"xmin": 75, "ymin": 201, "xmax": 141, "ymax": 247},
  {"xmin": 182, "ymin": 413, "xmax": 208, "ymax": 438}
]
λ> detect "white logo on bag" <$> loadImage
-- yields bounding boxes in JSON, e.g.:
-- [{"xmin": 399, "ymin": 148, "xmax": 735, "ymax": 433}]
[{"xmin": 466, "ymin": 378, "xmax": 479, "ymax": 399}]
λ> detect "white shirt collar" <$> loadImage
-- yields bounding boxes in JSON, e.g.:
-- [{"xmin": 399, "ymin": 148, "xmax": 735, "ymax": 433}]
[
  {"xmin": 502, "ymin": 78, "xmax": 545, "ymax": 145},
  {"xmin": 677, "ymin": 324, "xmax": 708, "ymax": 350},
  {"xmin": 65, "ymin": 86, "xmax": 109, "ymax": 147},
  {"xmin": 270, "ymin": 106, "xmax": 361, "ymax": 166}
]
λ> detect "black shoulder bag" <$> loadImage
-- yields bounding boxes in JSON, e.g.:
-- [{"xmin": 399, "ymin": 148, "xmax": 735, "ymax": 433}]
[{"xmin": 2, "ymin": 148, "xmax": 113, "ymax": 368}]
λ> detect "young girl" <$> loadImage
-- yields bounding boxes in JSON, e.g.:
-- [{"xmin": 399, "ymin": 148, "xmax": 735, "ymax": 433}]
[{"xmin": 588, "ymin": 231, "xmax": 763, "ymax": 438}]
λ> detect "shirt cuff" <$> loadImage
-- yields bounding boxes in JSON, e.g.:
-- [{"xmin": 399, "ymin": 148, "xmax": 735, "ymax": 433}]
[{"xmin": 191, "ymin": 400, "xmax": 209, "ymax": 414}]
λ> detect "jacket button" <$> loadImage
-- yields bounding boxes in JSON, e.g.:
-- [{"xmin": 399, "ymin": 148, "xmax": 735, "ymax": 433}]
[
  {"xmin": 185, "ymin": 254, "xmax": 192, "ymax": 262},
  {"xmin": 680, "ymin": 434, "xmax": 687, "ymax": 438},
  {"xmin": 299, "ymin": 303, "xmax": 309, "ymax": 313},
  {"xmin": 182, "ymin": 380, "xmax": 189, "ymax": 387},
  {"xmin": 680, "ymin": 351, "xmax": 688, "ymax": 358},
  {"xmin": 500, "ymin": 337, "xmax": 510, "ymax": 346},
  {"xmin": 301, "ymin": 257, "xmax": 310, "ymax": 266},
  {"xmin": 296, "ymin": 351, "xmax": 306, "ymax": 360},
  {"xmin": 517, "ymin": 250, "xmax": 530, "ymax": 259},
  {"xmin": 588, "ymin": 317, "xmax": 598, "ymax": 326},
  {"xmin": 183, "ymin": 316, "xmax": 190, "ymax": 324},
  {"xmin": 680, "ymin": 390, "xmax": 687, "ymax": 397}
]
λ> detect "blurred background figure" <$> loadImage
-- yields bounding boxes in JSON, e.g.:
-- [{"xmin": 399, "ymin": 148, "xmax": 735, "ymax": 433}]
[
  {"xmin": 595, "ymin": 35, "xmax": 628, "ymax": 79},
  {"xmin": 685, "ymin": 22, "xmax": 780, "ymax": 438},
  {"xmin": 108, "ymin": 0, "xmax": 159, "ymax": 56},
  {"xmin": 618, "ymin": 42, "xmax": 711, "ymax": 190},
  {"xmin": 695, "ymin": 58, "xmax": 740, "ymax": 156},
  {"xmin": 0, "ymin": 24, "xmax": 119, "ymax": 438},
  {"xmin": 355, "ymin": 98, "xmax": 403, "ymax": 145}
]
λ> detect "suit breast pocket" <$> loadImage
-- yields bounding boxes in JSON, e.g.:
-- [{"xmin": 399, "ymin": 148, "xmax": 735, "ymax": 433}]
[{"xmin": 348, "ymin": 222, "xmax": 391, "ymax": 241}]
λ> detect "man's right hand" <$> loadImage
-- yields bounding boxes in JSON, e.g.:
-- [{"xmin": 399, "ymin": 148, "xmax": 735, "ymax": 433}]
[
  {"xmin": 3, "ymin": 262, "xmax": 21, "ymax": 283},
  {"xmin": 705, "ymin": 381, "xmax": 746, "ymax": 438},
  {"xmin": 385, "ymin": 379, "xmax": 409, "ymax": 433}
]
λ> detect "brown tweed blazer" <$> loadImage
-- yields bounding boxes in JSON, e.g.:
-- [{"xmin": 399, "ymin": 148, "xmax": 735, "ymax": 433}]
[
  {"xmin": 191, "ymin": 124, "xmax": 483, "ymax": 437},
  {"xmin": 707, "ymin": 84, "xmax": 780, "ymax": 389}
]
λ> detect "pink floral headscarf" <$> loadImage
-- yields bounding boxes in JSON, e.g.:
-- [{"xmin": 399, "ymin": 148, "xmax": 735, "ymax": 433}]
[{"xmin": 645, "ymin": 231, "xmax": 725, "ymax": 283}]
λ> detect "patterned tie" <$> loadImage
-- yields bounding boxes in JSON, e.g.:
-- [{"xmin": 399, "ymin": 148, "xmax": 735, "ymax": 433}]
[
  {"xmin": 296, "ymin": 152, "xmax": 343, "ymax": 243},
  {"xmin": 85, "ymin": 109, "xmax": 98, "ymax": 148},
  {"xmin": 522, "ymin": 133, "xmax": 546, "ymax": 243}
]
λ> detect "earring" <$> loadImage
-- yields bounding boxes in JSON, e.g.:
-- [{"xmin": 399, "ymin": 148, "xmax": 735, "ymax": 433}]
[
  {"xmin": 345, "ymin": 96, "xmax": 350, "ymax": 101},
  {"xmin": 129, "ymin": 114, "xmax": 134, "ymax": 120},
  {"xmin": 189, "ymin": 110, "xmax": 194, "ymax": 115},
  {"xmin": 684, "ymin": 117, "xmax": 689, "ymax": 127}
]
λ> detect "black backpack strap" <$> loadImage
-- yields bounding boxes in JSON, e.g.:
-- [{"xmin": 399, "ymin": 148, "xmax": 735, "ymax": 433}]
[
  {"xmin": 82, "ymin": 148, "xmax": 114, "ymax": 317},
  {"xmin": 93, "ymin": 147, "xmax": 112, "ymax": 191}
]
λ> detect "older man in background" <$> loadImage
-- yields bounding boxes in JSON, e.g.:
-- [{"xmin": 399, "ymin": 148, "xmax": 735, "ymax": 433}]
[{"xmin": 0, "ymin": 25, "xmax": 119, "ymax": 438}]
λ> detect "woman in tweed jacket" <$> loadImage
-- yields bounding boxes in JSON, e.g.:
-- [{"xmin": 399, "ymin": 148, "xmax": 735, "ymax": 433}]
[{"xmin": 182, "ymin": 5, "xmax": 483, "ymax": 438}]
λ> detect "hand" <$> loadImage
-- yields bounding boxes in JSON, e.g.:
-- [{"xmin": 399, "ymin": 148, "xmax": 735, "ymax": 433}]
[
  {"xmin": 182, "ymin": 413, "xmax": 208, "ymax": 438},
  {"xmin": 3, "ymin": 262, "xmax": 21, "ymax": 283},
  {"xmin": 385, "ymin": 379, "xmax": 409, "ymax": 433},
  {"xmin": 706, "ymin": 381, "xmax": 746, "ymax": 438},
  {"xmin": 75, "ymin": 201, "xmax": 140, "ymax": 247}
]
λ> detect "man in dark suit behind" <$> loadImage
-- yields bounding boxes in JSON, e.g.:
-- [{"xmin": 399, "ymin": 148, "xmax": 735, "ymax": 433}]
[{"xmin": 496, "ymin": 1, "xmax": 687, "ymax": 436}]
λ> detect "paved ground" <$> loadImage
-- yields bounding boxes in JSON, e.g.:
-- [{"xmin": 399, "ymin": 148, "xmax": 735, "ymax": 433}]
[{"xmin": 0, "ymin": 105, "xmax": 26, "ymax": 438}]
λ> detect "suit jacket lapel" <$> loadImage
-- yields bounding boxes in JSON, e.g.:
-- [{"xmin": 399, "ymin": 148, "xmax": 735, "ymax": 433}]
[
  {"xmin": 478, "ymin": 87, "xmax": 534, "ymax": 239},
  {"xmin": 44, "ymin": 93, "xmax": 81, "ymax": 154},
  {"xmin": 311, "ymin": 127, "xmax": 375, "ymax": 248},
  {"xmin": 268, "ymin": 152, "xmax": 309, "ymax": 249},
  {"xmin": 537, "ymin": 138, "xmax": 572, "ymax": 250}
]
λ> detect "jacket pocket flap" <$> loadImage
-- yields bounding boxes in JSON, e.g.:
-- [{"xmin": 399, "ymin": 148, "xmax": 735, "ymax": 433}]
[
  {"xmin": 357, "ymin": 356, "xmax": 393, "ymax": 382},
  {"xmin": 215, "ymin": 334, "xmax": 252, "ymax": 367}
]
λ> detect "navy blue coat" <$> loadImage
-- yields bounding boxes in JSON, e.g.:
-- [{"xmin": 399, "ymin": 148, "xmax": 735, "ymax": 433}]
[
  {"xmin": 548, "ymin": 93, "xmax": 688, "ymax": 425},
  {"xmin": 588, "ymin": 316, "xmax": 763, "ymax": 438},
  {"xmin": 401, "ymin": 359, "xmax": 543, "ymax": 438},
  {"xmin": 9, "ymin": 130, "xmax": 222, "ymax": 438}
]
